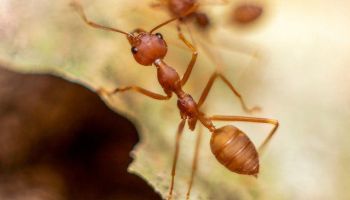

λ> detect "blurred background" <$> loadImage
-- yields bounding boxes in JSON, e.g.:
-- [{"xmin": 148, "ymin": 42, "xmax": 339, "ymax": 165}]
[{"xmin": 1, "ymin": 0, "xmax": 350, "ymax": 200}]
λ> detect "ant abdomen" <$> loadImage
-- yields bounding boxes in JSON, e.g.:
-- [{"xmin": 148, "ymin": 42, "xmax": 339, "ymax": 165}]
[{"xmin": 210, "ymin": 125, "xmax": 259, "ymax": 177}]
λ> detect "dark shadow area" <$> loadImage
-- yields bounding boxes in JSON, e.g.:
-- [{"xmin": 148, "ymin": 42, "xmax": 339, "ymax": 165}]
[{"xmin": 0, "ymin": 64, "xmax": 161, "ymax": 200}]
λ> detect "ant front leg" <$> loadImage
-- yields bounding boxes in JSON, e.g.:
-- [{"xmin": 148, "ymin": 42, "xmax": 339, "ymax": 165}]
[
  {"xmin": 168, "ymin": 119, "xmax": 186, "ymax": 200},
  {"xmin": 197, "ymin": 72, "xmax": 261, "ymax": 114},
  {"xmin": 97, "ymin": 86, "xmax": 171, "ymax": 100},
  {"xmin": 209, "ymin": 115, "xmax": 279, "ymax": 153},
  {"xmin": 177, "ymin": 26, "xmax": 198, "ymax": 86}
]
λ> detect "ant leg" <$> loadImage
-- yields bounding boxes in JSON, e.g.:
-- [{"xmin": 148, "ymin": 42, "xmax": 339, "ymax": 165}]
[
  {"xmin": 70, "ymin": 1, "xmax": 129, "ymax": 35},
  {"xmin": 197, "ymin": 72, "xmax": 261, "ymax": 114},
  {"xmin": 186, "ymin": 125, "xmax": 203, "ymax": 200},
  {"xmin": 182, "ymin": 21, "xmax": 197, "ymax": 47},
  {"xmin": 164, "ymin": 23, "xmax": 195, "ymax": 52},
  {"xmin": 97, "ymin": 86, "xmax": 171, "ymax": 100},
  {"xmin": 177, "ymin": 26, "xmax": 198, "ymax": 86},
  {"xmin": 209, "ymin": 115, "xmax": 279, "ymax": 153},
  {"xmin": 168, "ymin": 119, "xmax": 186, "ymax": 200}
]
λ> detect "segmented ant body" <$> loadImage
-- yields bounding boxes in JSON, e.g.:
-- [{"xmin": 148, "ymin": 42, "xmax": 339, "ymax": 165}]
[{"xmin": 71, "ymin": 1, "xmax": 278, "ymax": 199}]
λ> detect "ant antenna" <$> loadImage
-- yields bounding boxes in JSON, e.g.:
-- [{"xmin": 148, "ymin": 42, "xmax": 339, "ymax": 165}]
[
  {"xmin": 71, "ymin": 1, "xmax": 131, "ymax": 36},
  {"xmin": 150, "ymin": 3, "xmax": 200, "ymax": 33}
]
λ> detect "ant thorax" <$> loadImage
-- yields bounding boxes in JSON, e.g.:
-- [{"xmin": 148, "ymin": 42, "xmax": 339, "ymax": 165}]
[{"xmin": 127, "ymin": 32, "xmax": 168, "ymax": 66}]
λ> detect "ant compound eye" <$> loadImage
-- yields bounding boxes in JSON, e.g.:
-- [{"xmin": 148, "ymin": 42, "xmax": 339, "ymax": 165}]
[
  {"xmin": 131, "ymin": 47, "xmax": 138, "ymax": 54},
  {"xmin": 155, "ymin": 33, "xmax": 163, "ymax": 39}
]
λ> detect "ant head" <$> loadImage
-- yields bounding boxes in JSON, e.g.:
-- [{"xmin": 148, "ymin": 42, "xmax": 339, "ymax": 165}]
[{"xmin": 127, "ymin": 31, "xmax": 168, "ymax": 66}]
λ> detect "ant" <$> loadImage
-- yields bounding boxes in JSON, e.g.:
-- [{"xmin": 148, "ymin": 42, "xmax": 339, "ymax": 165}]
[{"xmin": 71, "ymin": 1, "xmax": 278, "ymax": 200}]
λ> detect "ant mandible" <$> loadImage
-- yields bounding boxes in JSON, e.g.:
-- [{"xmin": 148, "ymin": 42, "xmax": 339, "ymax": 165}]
[{"xmin": 71, "ymin": 1, "xmax": 279, "ymax": 200}]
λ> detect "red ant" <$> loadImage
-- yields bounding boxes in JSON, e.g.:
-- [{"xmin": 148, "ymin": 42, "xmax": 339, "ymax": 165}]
[{"xmin": 71, "ymin": 1, "xmax": 278, "ymax": 199}]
